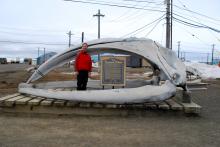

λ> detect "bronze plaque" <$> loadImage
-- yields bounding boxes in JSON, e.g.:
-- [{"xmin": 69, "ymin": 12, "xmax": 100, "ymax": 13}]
[{"xmin": 101, "ymin": 56, "xmax": 126, "ymax": 86}]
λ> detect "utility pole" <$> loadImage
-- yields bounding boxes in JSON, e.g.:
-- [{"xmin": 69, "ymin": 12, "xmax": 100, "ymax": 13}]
[
  {"xmin": 165, "ymin": 0, "xmax": 172, "ymax": 49},
  {"xmin": 82, "ymin": 32, "xmax": 84, "ymax": 43},
  {"xmin": 165, "ymin": 0, "xmax": 171, "ymax": 49},
  {"xmin": 93, "ymin": 9, "xmax": 105, "ymax": 39},
  {"xmin": 37, "ymin": 47, "xmax": 40, "ymax": 65},
  {"xmin": 170, "ymin": 0, "xmax": 173, "ymax": 50},
  {"xmin": 212, "ymin": 44, "xmax": 215, "ymax": 65},
  {"xmin": 207, "ymin": 53, "xmax": 209, "ymax": 64},
  {"xmin": 177, "ymin": 41, "xmax": 180, "ymax": 58},
  {"xmin": 93, "ymin": 9, "xmax": 105, "ymax": 62},
  {"xmin": 67, "ymin": 30, "xmax": 73, "ymax": 48},
  {"xmin": 44, "ymin": 48, "xmax": 46, "ymax": 63}
]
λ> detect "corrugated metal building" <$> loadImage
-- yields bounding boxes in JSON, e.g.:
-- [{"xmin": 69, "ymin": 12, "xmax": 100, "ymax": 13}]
[{"xmin": 37, "ymin": 52, "xmax": 57, "ymax": 65}]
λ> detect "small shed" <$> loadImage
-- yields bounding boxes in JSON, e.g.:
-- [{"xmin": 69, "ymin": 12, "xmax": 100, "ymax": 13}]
[
  {"xmin": 126, "ymin": 55, "xmax": 142, "ymax": 67},
  {"xmin": 37, "ymin": 52, "xmax": 57, "ymax": 65}
]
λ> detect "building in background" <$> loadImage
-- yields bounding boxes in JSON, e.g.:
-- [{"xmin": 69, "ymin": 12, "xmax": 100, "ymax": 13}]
[
  {"xmin": 126, "ymin": 55, "xmax": 142, "ymax": 68},
  {"xmin": 37, "ymin": 52, "xmax": 57, "ymax": 65},
  {"xmin": 0, "ymin": 58, "xmax": 7, "ymax": 64},
  {"xmin": 24, "ymin": 58, "xmax": 32, "ymax": 65}
]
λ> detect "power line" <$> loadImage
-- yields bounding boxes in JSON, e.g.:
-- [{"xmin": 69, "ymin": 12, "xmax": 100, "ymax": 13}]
[
  {"xmin": 108, "ymin": 2, "xmax": 151, "ymax": 22},
  {"xmin": 173, "ymin": 17, "xmax": 220, "ymax": 33},
  {"xmin": 0, "ymin": 30, "xmax": 65, "ymax": 36},
  {"xmin": 173, "ymin": 4, "xmax": 220, "ymax": 22},
  {"xmin": 173, "ymin": 13, "xmax": 220, "ymax": 43},
  {"xmin": 173, "ymin": 13, "xmax": 208, "ymax": 26},
  {"xmin": 173, "ymin": 13, "xmax": 220, "ymax": 33},
  {"xmin": 81, "ymin": 0, "xmax": 139, "ymax": 7},
  {"xmin": 0, "ymin": 40, "xmax": 67, "ymax": 46},
  {"xmin": 64, "ymin": 0, "xmax": 165, "ymax": 12},
  {"xmin": 174, "ymin": 9, "xmax": 220, "ymax": 27},
  {"xmin": 173, "ymin": 0, "xmax": 220, "ymax": 43},
  {"xmin": 0, "ymin": 29, "xmax": 83, "ymax": 40},
  {"xmin": 174, "ymin": 23, "xmax": 210, "ymax": 46},
  {"xmin": 115, "ymin": 2, "xmax": 164, "ymax": 22},
  {"xmin": 119, "ymin": 0, "xmax": 163, "ymax": 4},
  {"xmin": 106, "ymin": 0, "xmax": 164, "ymax": 22},
  {"xmin": 0, "ymin": 25, "xmax": 67, "ymax": 33},
  {"xmin": 145, "ymin": 17, "xmax": 163, "ymax": 37},
  {"xmin": 74, "ymin": 0, "xmax": 164, "ymax": 7},
  {"xmin": 175, "ymin": 0, "xmax": 208, "ymax": 23},
  {"xmin": 121, "ymin": 14, "xmax": 165, "ymax": 37},
  {"xmin": 107, "ymin": 2, "xmax": 140, "ymax": 22}
]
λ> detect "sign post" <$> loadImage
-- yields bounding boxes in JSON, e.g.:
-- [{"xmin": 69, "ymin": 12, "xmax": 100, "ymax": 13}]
[{"xmin": 101, "ymin": 56, "xmax": 126, "ymax": 87}]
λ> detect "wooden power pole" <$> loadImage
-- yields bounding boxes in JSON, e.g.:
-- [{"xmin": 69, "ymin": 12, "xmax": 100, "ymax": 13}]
[
  {"xmin": 165, "ymin": 0, "xmax": 172, "ymax": 49},
  {"xmin": 212, "ymin": 44, "xmax": 215, "ymax": 65},
  {"xmin": 93, "ymin": 9, "xmax": 105, "ymax": 39},
  {"xmin": 67, "ymin": 30, "xmax": 73, "ymax": 48}
]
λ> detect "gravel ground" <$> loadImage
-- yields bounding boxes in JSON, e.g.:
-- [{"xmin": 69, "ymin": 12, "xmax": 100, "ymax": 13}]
[
  {"xmin": 0, "ymin": 64, "xmax": 219, "ymax": 147},
  {"xmin": 0, "ymin": 64, "xmax": 33, "ymax": 72}
]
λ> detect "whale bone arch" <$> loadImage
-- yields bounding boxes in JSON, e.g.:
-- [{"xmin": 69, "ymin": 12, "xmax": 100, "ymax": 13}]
[{"xmin": 19, "ymin": 38, "xmax": 186, "ymax": 104}]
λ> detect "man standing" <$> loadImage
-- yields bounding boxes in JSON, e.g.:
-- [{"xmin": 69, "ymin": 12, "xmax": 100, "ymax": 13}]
[{"xmin": 74, "ymin": 43, "xmax": 92, "ymax": 90}]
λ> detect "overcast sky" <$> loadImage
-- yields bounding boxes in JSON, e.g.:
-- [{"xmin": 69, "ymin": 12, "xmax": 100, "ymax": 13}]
[{"xmin": 0, "ymin": 0, "xmax": 219, "ymax": 59}]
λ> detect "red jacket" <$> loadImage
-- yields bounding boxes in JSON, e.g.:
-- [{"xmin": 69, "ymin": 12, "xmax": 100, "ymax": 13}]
[{"xmin": 74, "ymin": 51, "xmax": 92, "ymax": 72}]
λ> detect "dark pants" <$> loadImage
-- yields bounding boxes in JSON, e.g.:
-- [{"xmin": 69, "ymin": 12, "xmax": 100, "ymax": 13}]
[{"xmin": 77, "ymin": 70, "xmax": 89, "ymax": 90}]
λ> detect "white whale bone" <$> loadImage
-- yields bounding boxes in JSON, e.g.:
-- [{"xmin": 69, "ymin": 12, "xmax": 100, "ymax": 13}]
[
  {"xmin": 27, "ymin": 38, "xmax": 186, "ymax": 85},
  {"xmin": 19, "ymin": 80, "xmax": 176, "ymax": 104},
  {"xmin": 19, "ymin": 38, "xmax": 186, "ymax": 103}
]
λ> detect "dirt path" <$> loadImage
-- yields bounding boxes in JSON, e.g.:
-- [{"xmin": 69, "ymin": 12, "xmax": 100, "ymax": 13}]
[{"xmin": 0, "ymin": 69, "xmax": 32, "ymax": 97}]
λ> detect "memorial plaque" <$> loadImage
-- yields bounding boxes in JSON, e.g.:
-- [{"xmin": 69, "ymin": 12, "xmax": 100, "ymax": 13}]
[{"xmin": 101, "ymin": 56, "xmax": 126, "ymax": 86}]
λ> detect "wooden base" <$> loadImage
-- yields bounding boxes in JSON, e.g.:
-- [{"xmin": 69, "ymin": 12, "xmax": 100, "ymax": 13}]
[{"xmin": 0, "ymin": 93, "xmax": 201, "ymax": 116}]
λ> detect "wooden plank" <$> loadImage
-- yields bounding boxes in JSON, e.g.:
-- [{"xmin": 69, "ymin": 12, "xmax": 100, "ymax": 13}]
[
  {"xmin": 15, "ymin": 96, "xmax": 35, "ymax": 105},
  {"xmin": 47, "ymin": 88, "xmax": 55, "ymax": 91},
  {"xmin": 144, "ymin": 103, "xmax": 157, "ymax": 109},
  {"xmin": 156, "ymin": 101, "xmax": 170, "ymax": 110},
  {"xmin": 1, "ymin": 105, "xmax": 129, "ymax": 116},
  {"xmin": 79, "ymin": 102, "xmax": 91, "ymax": 108},
  {"xmin": 53, "ymin": 99, "xmax": 66, "ymax": 106},
  {"xmin": 71, "ymin": 88, "xmax": 77, "ymax": 91},
  {"xmin": 181, "ymin": 101, "xmax": 202, "ymax": 114},
  {"xmin": 28, "ymin": 97, "xmax": 45, "ymax": 106},
  {"xmin": 63, "ymin": 88, "xmax": 72, "ymax": 91},
  {"xmin": 165, "ymin": 99, "xmax": 183, "ymax": 111},
  {"xmin": 66, "ymin": 101, "xmax": 79, "ymax": 107},
  {"xmin": 0, "ymin": 93, "xmax": 20, "ymax": 102},
  {"xmin": 55, "ymin": 88, "xmax": 64, "ymax": 91},
  {"xmin": 92, "ymin": 103, "xmax": 104, "ymax": 108},
  {"xmin": 187, "ymin": 82, "xmax": 209, "ymax": 87},
  {"xmin": 40, "ymin": 99, "xmax": 55, "ymax": 106},
  {"xmin": 188, "ymin": 88, "xmax": 207, "ymax": 91},
  {"xmin": 105, "ymin": 104, "xmax": 117, "ymax": 109},
  {"xmin": 131, "ymin": 104, "xmax": 145, "ymax": 109},
  {"xmin": 4, "ymin": 95, "xmax": 26, "ymax": 107},
  {"xmin": 122, "ymin": 104, "xmax": 134, "ymax": 109}
]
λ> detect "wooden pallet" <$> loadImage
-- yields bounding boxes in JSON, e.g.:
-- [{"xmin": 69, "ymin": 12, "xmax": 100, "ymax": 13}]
[{"xmin": 0, "ymin": 93, "xmax": 201, "ymax": 116}]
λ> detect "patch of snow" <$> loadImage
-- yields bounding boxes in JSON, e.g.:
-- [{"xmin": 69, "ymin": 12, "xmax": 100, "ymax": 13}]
[{"xmin": 184, "ymin": 62, "xmax": 220, "ymax": 79}]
